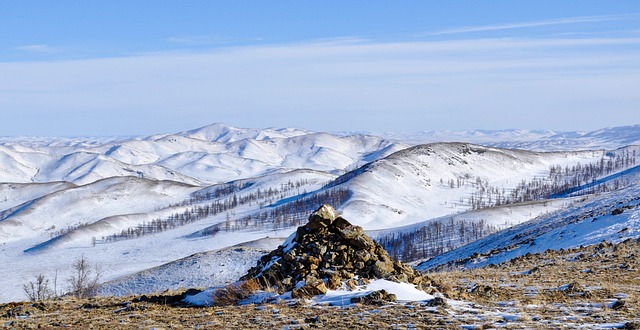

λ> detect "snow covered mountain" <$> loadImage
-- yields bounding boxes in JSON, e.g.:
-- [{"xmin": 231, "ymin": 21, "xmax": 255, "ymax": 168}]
[
  {"xmin": 377, "ymin": 124, "xmax": 640, "ymax": 151},
  {"xmin": 0, "ymin": 123, "xmax": 407, "ymax": 185},
  {"xmin": 1, "ymin": 123, "xmax": 639, "ymax": 303},
  {"xmin": 330, "ymin": 143, "xmax": 638, "ymax": 229}
]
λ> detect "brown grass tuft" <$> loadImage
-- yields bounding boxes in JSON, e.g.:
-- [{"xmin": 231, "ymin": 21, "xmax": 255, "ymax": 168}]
[{"xmin": 212, "ymin": 278, "xmax": 262, "ymax": 306}]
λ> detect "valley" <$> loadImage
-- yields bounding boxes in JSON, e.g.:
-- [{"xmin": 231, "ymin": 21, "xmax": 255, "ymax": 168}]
[{"xmin": 1, "ymin": 123, "xmax": 640, "ymax": 328}]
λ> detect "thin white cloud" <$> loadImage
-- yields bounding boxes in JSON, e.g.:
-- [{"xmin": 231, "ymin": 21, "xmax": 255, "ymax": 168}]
[
  {"xmin": 15, "ymin": 44, "xmax": 56, "ymax": 53},
  {"xmin": 428, "ymin": 14, "xmax": 636, "ymax": 35},
  {"xmin": 167, "ymin": 35, "xmax": 235, "ymax": 46},
  {"xmin": 1, "ymin": 36, "xmax": 639, "ymax": 135}
]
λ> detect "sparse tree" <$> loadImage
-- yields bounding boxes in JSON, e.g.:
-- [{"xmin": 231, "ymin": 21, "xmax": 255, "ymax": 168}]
[{"xmin": 68, "ymin": 255, "xmax": 101, "ymax": 298}]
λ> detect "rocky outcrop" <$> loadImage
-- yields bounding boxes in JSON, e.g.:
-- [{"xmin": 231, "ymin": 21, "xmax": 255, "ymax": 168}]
[{"xmin": 241, "ymin": 204, "xmax": 434, "ymax": 298}]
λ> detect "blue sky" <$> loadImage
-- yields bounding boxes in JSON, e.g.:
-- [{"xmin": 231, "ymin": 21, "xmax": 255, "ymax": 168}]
[{"xmin": 1, "ymin": 1, "xmax": 639, "ymax": 136}]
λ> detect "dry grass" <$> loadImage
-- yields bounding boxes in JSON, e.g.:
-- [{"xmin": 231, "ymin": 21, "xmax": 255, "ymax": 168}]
[
  {"xmin": 2, "ymin": 239, "xmax": 640, "ymax": 329},
  {"xmin": 211, "ymin": 278, "xmax": 263, "ymax": 306},
  {"xmin": 426, "ymin": 238, "xmax": 640, "ymax": 328}
]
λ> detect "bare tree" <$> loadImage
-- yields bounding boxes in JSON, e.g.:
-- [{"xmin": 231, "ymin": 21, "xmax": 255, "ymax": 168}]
[
  {"xmin": 23, "ymin": 274, "xmax": 53, "ymax": 302},
  {"xmin": 68, "ymin": 255, "xmax": 101, "ymax": 298}
]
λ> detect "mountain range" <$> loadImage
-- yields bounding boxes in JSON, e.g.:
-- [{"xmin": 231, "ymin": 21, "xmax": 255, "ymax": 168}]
[{"xmin": 1, "ymin": 123, "xmax": 639, "ymax": 303}]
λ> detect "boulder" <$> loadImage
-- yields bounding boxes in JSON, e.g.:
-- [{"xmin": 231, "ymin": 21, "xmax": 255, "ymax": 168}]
[{"xmin": 307, "ymin": 204, "xmax": 339, "ymax": 229}]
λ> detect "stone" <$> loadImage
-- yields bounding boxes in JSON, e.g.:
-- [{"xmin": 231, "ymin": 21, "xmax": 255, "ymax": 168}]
[
  {"xmin": 307, "ymin": 204, "xmax": 339, "ymax": 229},
  {"xmin": 353, "ymin": 235, "xmax": 374, "ymax": 250},
  {"xmin": 425, "ymin": 297, "xmax": 447, "ymax": 307},
  {"xmin": 411, "ymin": 275, "xmax": 424, "ymax": 285},
  {"xmin": 305, "ymin": 316, "xmax": 321, "ymax": 324},
  {"xmin": 350, "ymin": 290, "xmax": 397, "ymax": 305},
  {"xmin": 372, "ymin": 260, "xmax": 395, "ymax": 278},
  {"xmin": 340, "ymin": 270, "xmax": 354, "ymax": 279},
  {"xmin": 388, "ymin": 274, "xmax": 408, "ymax": 283},
  {"xmin": 283, "ymin": 252, "xmax": 295, "ymax": 262},
  {"xmin": 355, "ymin": 250, "xmax": 371, "ymax": 262},
  {"xmin": 325, "ymin": 273, "xmax": 341, "ymax": 290},
  {"xmin": 338, "ymin": 225, "xmax": 363, "ymax": 239},
  {"xmin": 291, "ymin": 276, "xmax": 327, "ymax": 299},
  {"xmin": 332, "ymin": 217, "xmax": 351, "ymax": 229},
  {"xmin": 610, "ymin": 300, "xmax": 625, "ymax": 310},
  {"xmin": 307, "ymin": 256, "xmax": 321, "ymax": 266}
]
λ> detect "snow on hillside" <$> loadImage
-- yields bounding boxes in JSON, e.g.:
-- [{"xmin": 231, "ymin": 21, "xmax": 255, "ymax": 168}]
[
  {"xmin": 1, "ymin": 123, "xmax": 640, "ymax": 303},
  {"xmin": 179, "ymin": 122, "xmax": 310, "ymax": 143},
  {"xmin": 99, "ymin": 238, "xmax": 283, "ymax": 297},
  {"xmin": 0, "ymin": 123, "xmax": 406, "ymax": 185},
  {"xmin": 0, "ymin": 168, "xmax": 334, "ymax": 302},
  {"xmin": 0, "ymin": 181, "xmax": 76, "ymax": 212},
  {"xmin": 376, "ymin": 125, "xmax": 640, "ymax": 151},
  {"xmin": 334, "ymin": 143, "xmax": 626, "ymax": 229},
  {"xmin": 415, "ymin": 183, "xmax": 640, "ymax": 271},
  {"xmin": 367, "ymin": 197, "xmax": 583, "ymax": 261},
  {"xmin": 0, "ymin": 177, "xmax": 198, "ymax": 244}
]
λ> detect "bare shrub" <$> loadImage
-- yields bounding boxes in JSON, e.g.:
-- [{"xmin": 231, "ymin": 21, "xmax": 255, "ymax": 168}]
[
  {"xmin": 23, "ymin": 274, "xmax": 53, "ymax": 302},
  {"xmin": 68, "ymin": 255, "xmax": 101, "ymax": 298}
]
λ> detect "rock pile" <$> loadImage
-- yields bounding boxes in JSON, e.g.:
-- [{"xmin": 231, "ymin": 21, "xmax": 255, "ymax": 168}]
[{"xmin": 241, "ymin": 204, "xmax": 434, "ymax": 299}]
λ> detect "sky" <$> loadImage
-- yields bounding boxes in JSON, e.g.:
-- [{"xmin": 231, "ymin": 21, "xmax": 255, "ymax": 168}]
[{"xmin": 1, "ymin": 1, "xmax": 639, "ymax": 136}]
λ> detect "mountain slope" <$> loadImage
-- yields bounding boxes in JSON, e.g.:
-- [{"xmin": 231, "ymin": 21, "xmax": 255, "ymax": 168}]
[
  {"xmin": 0, "ymin": 123, "xmax": 406, "ymax": 185},
  {"xmin": 333, "ymin": 143, "xmax": 629, "ymax": 229},
  {"xmin": 0, "ymin": 177, "xmax": 199, "ymax": 243},
  {"xmin": 415, "ymin": 183, "xmax": 640, "ymax": 271},
  {"xmin": 99, "ymin": 238, "xmax": 282, "ymax": 297}
]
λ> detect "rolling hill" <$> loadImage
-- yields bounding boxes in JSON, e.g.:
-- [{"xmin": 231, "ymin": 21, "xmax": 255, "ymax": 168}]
[{"xmin": 0, "ymin": 123, "xmax": 639, "ymax": 303}]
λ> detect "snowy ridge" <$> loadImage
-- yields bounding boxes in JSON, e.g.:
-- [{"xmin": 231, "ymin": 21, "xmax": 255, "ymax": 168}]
[
  {"xmin": 0, "ymin": 123, "xmax": 406, "ymax": 185},
  {"xmin": 377, "ymin": 125, "xmax": 640, "ymax": 151},
  {"xmin": 179, "ymin": 123, "xmax": 311, "ymax": 143}
]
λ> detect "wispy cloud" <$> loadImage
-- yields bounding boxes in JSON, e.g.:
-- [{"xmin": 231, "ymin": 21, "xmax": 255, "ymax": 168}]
[
  {"xmin": 428, "ymin": 14, "xmax": 637, "ymax": 35},
  {"xmin": 167, "ymin": 35, "xmax": 235, "ymax": 46},
  {"xmin": 15, "ymin": 44, "xmax": 56, "ymax": 53},
  {"xmin": 2, "ymin": 35, "xmax": 639, "ymax": 135}
]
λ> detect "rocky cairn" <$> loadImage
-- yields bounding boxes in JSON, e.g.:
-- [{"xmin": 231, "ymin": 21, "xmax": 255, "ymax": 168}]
[{"xmin": 241, "ymin": 205, "xmax": 434, "ymax": 299}]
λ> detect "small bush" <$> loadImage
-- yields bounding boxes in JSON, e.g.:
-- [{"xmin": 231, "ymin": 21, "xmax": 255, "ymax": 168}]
[{"xmin": 23, "ymin": 274, "xmax": 53, "ymax": 302}]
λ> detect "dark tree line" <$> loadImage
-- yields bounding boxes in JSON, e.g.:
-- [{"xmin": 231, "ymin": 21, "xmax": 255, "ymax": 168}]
[
  {"xmin": 463, "ymin": 151, "xmax": 638, "ymax": 210},
  {"xmin": 197, "ymin": 188, "xmax": 351, "ymax": 235},
  {"xmin": 375, "ymin": 217, "xmax": 498, "ymax": 262},
  {"xmin": 172, "ymin": 179, "xmax": 310, "ymax": 207},
  {"xmin": 97, "ymin": 179, "xmax": 317, "ymax": 243},
  {"xmin": 48, "ymin": 222, "xmax": 90, "ymax": 238}
]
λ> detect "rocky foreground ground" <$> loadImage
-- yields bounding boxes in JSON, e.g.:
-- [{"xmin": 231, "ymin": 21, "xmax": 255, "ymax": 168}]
[{"xmin": 2, "ymin": 238, "xmax": 639, "ymax": 329}]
